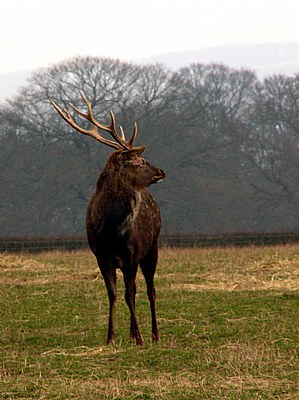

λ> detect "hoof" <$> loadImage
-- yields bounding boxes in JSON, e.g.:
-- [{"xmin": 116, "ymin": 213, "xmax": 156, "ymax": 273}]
[
  {"xmin": 136, "ymin": 338, "xmax": 144, "ymax": 346},
  {"xmin": 152, "ymin": 333, "xmax": 160, "ymax": 342}
]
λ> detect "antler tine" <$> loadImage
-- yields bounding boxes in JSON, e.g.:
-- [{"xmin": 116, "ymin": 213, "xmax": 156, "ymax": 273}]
[
  {"xmin": 128, "ymin": 122, "xmax": 138, "ymax": 146},
  {"xmin": 51, "ymin": 93, "xmax": 140, "ymax": 152},
  {"xmin": 74, "ymin": 92, "xmax": 131, "ymax": 150},
  {"xmin": 119, "ymin": 126, "xmax": 126, "ymax": 141},
  {"xmin": 67, "ymin": 92, "xmax": 93, "ymax": 121},
  {"xmin": 50, "ymin": 99, "xmax": 122, "ymax": 150},
  {"xmin": 108, "ymin": 111, "xmax": 131, "ymax": 150}
]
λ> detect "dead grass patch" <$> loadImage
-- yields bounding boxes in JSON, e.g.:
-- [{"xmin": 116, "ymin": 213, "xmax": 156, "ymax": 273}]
[
  {"xmin": 2, "ymin": 246, "xmax": 298, "ymax": 291},
  {"xmin": 3, "ymin": 372, "xmax": 207, "ymax": 399},
  {"xmin": 161, "ymin": 245, "xmax": 299, "ymax": 291},
  {"xmin": 0, "ymin": 253, "xmax": 100, "ymax": 285},
  {"xmin": 215, "ymin": 375, "xmax": 294, "ymax": 392}
]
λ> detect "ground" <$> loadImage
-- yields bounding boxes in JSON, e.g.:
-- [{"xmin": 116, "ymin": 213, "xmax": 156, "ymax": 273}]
[{"xmin": 1, "ymin": 245, "xmax": 299, "ymax": 399}]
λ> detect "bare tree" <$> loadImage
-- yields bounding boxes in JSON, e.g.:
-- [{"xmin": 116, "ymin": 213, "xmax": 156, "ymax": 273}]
[
  {"xmin": 243, "ymin": 74, "xmax": 299, "ymax": 230},
  {"xmin": 1, "ymin": 56, "xmax": 298, "ymax": 236}
]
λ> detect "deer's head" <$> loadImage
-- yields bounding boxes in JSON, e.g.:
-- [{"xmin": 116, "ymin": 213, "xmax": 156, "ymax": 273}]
[
  {"xmin": 50, "ymin": 92, "xmax": 165, "ymax": 191},
  {"xmin": 108, "ymin": 148, "xmax": 165, "ymax": 191}
]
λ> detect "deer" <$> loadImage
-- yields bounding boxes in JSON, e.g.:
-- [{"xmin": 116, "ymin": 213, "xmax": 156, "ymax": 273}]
[{"xmin": 50, "ymin": 92, "xmax": 165, "ymax": 345}]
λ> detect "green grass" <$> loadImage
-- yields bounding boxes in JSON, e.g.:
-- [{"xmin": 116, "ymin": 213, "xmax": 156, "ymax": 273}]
[{"xmin": 1, "ymin": 246, "xmax": 299, "ymax": 399}]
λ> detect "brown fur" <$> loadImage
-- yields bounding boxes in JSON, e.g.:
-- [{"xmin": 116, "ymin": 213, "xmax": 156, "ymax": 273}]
[{"xmin": 87, "ymin": 148, "xmax": 165, "ymax": 345}]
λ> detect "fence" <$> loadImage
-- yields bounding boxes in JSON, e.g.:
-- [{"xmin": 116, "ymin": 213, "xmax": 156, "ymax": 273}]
[
  {"xmin": 159, "ymin": 233, "xmax": 299, "ymax": 248},
  {"xmin": 1, "ymin": 233, "xmax": 299, "ymax": 253},
  {"xmin": 0, "ymin": 237, "xmax": 88, "ymax": 253}
]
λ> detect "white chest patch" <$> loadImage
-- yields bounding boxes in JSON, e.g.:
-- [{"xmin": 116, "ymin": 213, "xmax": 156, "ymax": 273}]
[{"xmin": 119, "ymin": 193, "xmax": 142, "ymax": 236}]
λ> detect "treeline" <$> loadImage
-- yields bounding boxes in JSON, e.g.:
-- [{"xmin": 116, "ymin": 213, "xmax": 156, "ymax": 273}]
[{"xmin": 0, "ymin": 56, "xmax": 298, "ymax": 237}]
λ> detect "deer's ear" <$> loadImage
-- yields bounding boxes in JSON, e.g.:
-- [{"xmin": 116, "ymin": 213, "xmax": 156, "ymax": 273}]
[
  {"xmin": 135, "ymin": 146, "xmax": 145, "ymax": 156},
  {"xmin": 123, "ymin": 146, "xmax": 145, "ymax": 158}
]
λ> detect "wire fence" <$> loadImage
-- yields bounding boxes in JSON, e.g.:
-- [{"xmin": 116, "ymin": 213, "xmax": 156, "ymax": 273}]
[
  {"xmin": 159, "ymin": 233, "xmax": 299, "ymax": 248},
  {"xmin": 1, "ymin": 233, "xmax": 299, "ymax": 253}
]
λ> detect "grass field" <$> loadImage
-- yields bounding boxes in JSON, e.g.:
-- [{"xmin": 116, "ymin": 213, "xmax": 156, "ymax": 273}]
[{"xmin": 1, "ymin": 245, "xmax": 299, "ymax": 399}]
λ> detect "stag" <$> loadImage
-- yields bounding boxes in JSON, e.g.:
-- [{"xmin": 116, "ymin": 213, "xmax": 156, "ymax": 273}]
[{"xmin": 50, "ymin": 93, "xmax": 165, "ymax": 345}]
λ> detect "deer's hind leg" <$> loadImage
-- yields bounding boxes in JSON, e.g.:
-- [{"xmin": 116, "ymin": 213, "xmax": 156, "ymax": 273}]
[
  {"xmin": 97, "ymin": 259, "xmax": 117, "ymax": 344},
  {"xmin": 140, "ymin": 242, "xmax": 160, "ymax": 342},
  {"xmin": 123, "ymin": 262, "xmax": 144, "ymax": 345}
]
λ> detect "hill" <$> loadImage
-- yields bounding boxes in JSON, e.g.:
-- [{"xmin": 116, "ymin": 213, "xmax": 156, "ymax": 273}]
[{"xmin": 139, "ymin": 42, "xmax": 299, "ymax": 77}]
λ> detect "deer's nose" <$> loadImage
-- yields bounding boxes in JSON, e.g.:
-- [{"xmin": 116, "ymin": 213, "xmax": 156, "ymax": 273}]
[{"xmin": 153, "ymin": 169, "xmax": 165, "ymax": 183}]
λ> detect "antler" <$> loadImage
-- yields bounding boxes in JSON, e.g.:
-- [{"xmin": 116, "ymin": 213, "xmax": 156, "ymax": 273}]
[{"xmin": 50, "ymin": 92, "xmax": 138, "ymax": 151}]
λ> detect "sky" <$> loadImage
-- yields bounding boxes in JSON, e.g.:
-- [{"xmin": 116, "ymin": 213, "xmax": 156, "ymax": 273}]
[{"xmin": 1, "ymin": 0, "xmax": 299, "ymax": 74}]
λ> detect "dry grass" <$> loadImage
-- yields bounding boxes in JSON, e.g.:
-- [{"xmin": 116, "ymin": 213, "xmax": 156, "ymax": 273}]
[
  {"xmin": 2, "ymin": 245, "xmax": 299, "ymax": 290},
  {"xmin": 1, "ymin": 245, "xmax": 299, "ymax": 399},
  {"xmin": 0, "ymin": 251, "xmax": 100, "ymax": 285},
  {"xmin": 158, "ymin": 245, "xmax": 299, "ymax": 291}
]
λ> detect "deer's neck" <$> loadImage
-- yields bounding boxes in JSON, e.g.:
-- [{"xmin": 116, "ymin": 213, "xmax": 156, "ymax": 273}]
[{"xmin": 95, "ymin": 173, "xmax": 142, "ymax": 236}]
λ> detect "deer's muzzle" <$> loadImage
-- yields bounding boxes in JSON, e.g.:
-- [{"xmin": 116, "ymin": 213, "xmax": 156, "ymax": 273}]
[{"xmin": 152, "ymin": 169, "xmax": 166, "ymax": 183}]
